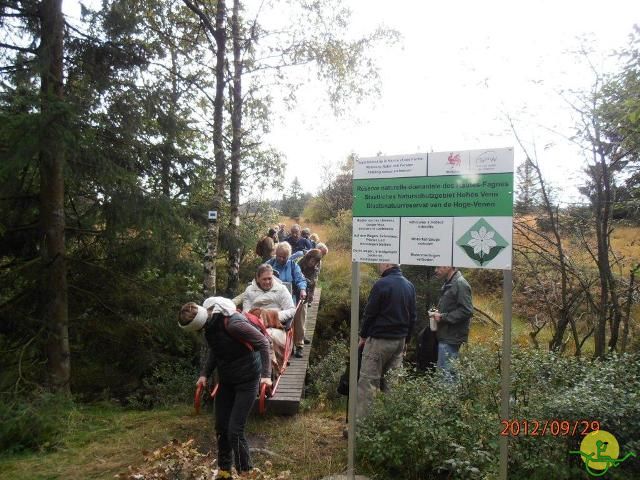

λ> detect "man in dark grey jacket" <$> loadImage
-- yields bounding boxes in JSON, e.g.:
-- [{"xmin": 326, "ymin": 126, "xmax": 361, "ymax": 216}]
[
  {"xmin": 357, "ymin": 263, "xmax": 416, "ymax": 419},
  {"xmin": 433, "ymin": 266, "xmax": 473, "ymax": 378}
]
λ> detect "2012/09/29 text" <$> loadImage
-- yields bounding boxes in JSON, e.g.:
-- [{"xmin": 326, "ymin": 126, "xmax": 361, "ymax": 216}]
[{"xmin": 500, "ymin": 419, "xmax": 600, "ymax": 437}]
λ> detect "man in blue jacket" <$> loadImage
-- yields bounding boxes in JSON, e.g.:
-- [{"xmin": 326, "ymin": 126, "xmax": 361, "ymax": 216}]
[
  {"xmin": 357, "ymin": 263, "xmax": 416, "ymax": 419},
  {"xmin": 286, "ymin": 224, "xmax": 312, "ymax": 254}
]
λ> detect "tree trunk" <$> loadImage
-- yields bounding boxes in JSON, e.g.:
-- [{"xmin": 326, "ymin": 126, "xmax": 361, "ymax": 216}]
[
  {"xmin": 187, "ymin": 0, "xmax": 227, "ymax": 297},
  {"xmin": 592, "ymin": 140, "xmax": 611, "ymax": 358},
  {"xmin": 39, "ymin": 0, "xmax": 70, "ymax": 394},
  {"xmin": 226, "ymin": 0, "xmax": 243, "ymax": 296},
  {"xmin": 621, "ymin": 267, "xmax": 637, "ymax": 353}
]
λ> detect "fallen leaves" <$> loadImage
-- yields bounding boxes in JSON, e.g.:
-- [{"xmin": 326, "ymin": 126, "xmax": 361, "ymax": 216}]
[{"xmin": 116, "ymin": 438, "xmax": 292, "ymax": 480}]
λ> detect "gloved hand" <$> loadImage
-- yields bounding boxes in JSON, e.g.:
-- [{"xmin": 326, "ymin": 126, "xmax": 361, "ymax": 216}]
[{"xmin": 260, "ymin": 377, "xmax": 273, "ymax": 387}]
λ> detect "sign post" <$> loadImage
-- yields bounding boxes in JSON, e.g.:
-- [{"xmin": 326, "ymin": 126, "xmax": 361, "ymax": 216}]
[
  {"xmin": 347, "ymin": 261, "xmax": 360, "ymax": 478},
  {"xmin": 349, "ymin": 148, "xmax": 514, "ymax": 478}
]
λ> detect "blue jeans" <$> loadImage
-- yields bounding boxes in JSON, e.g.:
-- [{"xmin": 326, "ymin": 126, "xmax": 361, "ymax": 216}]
[{"xmin": 437, "ymin": 343, "xmax": 460, "ymax": 379}]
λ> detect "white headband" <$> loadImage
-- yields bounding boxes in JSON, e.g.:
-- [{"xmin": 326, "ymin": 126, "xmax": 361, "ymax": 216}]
[{"xmin": 179, "ymin": 305, "xmax": 208, "ymax": 332}]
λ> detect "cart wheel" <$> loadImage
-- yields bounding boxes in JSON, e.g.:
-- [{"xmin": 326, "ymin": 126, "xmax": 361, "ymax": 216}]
[
  {"xmin": 259, "ymin": 383, "xmax": 268, "ymax": 414},
  {"xmin": 194, "ymin": 383, "xmax": 204, "ymax": 414}
]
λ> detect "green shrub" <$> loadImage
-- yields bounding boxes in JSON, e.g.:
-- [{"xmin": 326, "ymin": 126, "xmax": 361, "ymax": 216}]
[
  {"xmin": 326, "ymin": 209, "xmax": 353, "ymax": 250},
  {"xmin": 356, "ymin": 346, "xmax": 640, "ymax": 479},
  {"xmin": 307, "ymin": 339, "xmax": 349, "ymax": 403},
  {"xmin": 508, "ymin": 350, "xmax": 640, "ymax": 479},
  {"xmin": 0, "ymin": 392, "xmax": 75, "ymax": 453}
]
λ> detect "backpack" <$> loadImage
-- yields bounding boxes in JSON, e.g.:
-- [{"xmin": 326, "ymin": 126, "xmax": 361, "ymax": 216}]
[{"xmin": 223, "ymin": 311, "xmax": 269, "ymax": 352}]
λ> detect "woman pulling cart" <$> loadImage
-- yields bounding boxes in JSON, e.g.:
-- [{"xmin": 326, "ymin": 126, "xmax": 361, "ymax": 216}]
[{"xmin": 178, "ymin": 297, "xmax": 272, "ymax": 479}]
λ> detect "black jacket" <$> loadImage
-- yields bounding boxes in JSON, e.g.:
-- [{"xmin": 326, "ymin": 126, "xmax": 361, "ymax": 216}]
[
  {"xmin": 360, "ymin": 267, "xmax": 416, "ymax": 340},
  {"xmin": 201, "ymin": 312, "xmax": 271, "ymax": 384}
]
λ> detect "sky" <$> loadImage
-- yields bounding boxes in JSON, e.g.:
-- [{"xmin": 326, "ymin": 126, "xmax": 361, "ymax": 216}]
[{"xmin": 265, "ymin": 0, "xmax": 639, "ymax": 202}]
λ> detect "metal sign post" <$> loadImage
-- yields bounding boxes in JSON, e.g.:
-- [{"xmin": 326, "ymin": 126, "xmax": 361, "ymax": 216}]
[
  {"xmin": 499, "ymin": 269, "xmax": 513, "ymax": 479},
  {"xmin": 347, "ymin": 261, "xmax": 360, "ymax": 479}
]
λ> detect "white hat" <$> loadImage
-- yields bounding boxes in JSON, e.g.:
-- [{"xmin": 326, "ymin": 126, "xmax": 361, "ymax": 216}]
[
  {"xmin": 202, "ymin": 296, "xmax": 237, "ymax": 316},
  {"xmin": 179, "ymin": 305, "xmax": 208, "ymax": 332}
]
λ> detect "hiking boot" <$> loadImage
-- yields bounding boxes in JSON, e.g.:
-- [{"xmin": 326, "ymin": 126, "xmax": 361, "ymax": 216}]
[
  {"xmin": 214, "ymin": 469, "xmax": 233, "ymax": 480},
  {"xmin": 303, "ymin": 337, "xmax": 311, "ymax": 345},
  {"xmin": 294, "ymin": 346, "xmax": 303, "ymax": 358}
]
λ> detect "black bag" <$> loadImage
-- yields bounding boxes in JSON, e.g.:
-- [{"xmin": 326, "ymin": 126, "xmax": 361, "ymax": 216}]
[
  {"xmin": 337, "ymin": 370, "xmax": 349, "ymax": 396},
  {"xmin": 336, "ymin": 344, "xmax": 364, "ymax": 396}
]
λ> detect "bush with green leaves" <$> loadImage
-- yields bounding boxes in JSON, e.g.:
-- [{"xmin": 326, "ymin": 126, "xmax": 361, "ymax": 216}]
[
  {"xmin": 356, "ymin": 345, "xmax": 640, "ymax": 479},
  {"xmin": 327, "ymin": 209, "xmax": 353, "ymax": 250},
  {"xmin": 508, "ymin": 349, "xmax": 640, "ymax": 479},
  {"xmin": 307, "ymin": 339, "xmax": 349, "ymax": 403}
]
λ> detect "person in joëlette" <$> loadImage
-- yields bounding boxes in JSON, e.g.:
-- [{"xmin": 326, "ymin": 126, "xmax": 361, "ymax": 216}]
[{"xmin": 178, "ymin": 297, "xmax": 272, "ymax": 479}]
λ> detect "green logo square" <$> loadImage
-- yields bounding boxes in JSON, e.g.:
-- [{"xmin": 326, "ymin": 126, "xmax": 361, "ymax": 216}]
[{"xmin": 456, "ymin": 218, "xmax": 509, "ymax": 267}]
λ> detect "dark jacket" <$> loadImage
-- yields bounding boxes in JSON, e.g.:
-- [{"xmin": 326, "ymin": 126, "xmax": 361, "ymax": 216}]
[
  {"xmin": 255, "ymin": 235, "xmax": 274, "ymax": 261},
  {"xmin": 360, "ymin": 267, "xmax": 416, "ymax": 340},
  {"xmin": 436, "ymin": 270, "xmax": 473, "ymax": 345},
  {"xmin": 201, "ymin": 312, "xmax": 271, "ymax": 384},
  {"xmin": 286, "ymin": 235, "xmax": 312, "ymax": 254}
]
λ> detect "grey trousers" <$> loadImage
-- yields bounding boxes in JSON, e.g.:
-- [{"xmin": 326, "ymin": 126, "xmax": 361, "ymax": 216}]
[
  {"xmin": 356, "ymin": 337, "xmax": 405, "ymax": 420},
  {"xmin": 293, "ymin": 303, "xmax": 307, "ymax": 347}
]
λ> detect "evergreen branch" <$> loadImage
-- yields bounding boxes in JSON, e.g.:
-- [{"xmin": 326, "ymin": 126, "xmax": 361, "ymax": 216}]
[
  {"xmin": 148, "ymin": 60, "xmax": 215, "ymax": 105},
  {"xmin": 68, "ymin": 284, "xmax": 120, "ymax": 316},
  {"xmin": 0, "ymin": 41, "xmax": 36, "ymax": 53}
]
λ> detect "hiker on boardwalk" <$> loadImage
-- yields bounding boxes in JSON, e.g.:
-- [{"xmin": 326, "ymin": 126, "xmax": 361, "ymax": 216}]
[
  {"xmin": 255, "ymin": 228, "xmax": 276, "ymax": 262},
  {"xmin": 291, "ymin": 248, "xmax": 323, "ymax": 358},
  {"xmin": 178, "ymin": 297, "xmax": 272, "ymax": 479},
  {"xmin": 241, "ymin": 263, "xmax": 297, "ymax": 371},
  {"xmin": 286, "ymin": 224, "xmax": 312, "ymax": 254}
]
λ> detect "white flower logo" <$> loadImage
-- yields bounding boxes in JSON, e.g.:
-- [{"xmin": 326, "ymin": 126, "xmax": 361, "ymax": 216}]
[{"xmin": 467, "ymin": 226, "xmax": 497, "ymax": 257}]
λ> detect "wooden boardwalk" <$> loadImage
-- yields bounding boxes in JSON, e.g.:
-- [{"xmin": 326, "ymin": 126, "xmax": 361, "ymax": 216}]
[{"xmin": 263, "ymin": 288, "xmax": 320, "ymax": 415}]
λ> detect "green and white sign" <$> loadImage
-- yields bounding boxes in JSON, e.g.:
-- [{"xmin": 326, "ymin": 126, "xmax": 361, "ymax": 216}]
[{"xmin": 352, "ymin": 148, "xmax": 514, "ymax": 269}]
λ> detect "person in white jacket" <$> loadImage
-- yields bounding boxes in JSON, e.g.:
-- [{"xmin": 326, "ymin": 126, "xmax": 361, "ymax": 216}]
[{"xmin": 241, "ymin": 263, "xmax": 296, "ymax": 371}]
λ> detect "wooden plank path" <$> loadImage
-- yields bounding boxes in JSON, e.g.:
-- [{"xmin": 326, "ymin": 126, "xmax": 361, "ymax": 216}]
[{"xmin": 263, "ymin": 287, "xmax": 321, "ymax": 415}]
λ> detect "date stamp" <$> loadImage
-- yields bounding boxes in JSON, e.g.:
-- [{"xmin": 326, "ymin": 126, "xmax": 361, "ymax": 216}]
[{"xmin": 500, "ymin": 419, "xmax": 600, "ymax": 437}]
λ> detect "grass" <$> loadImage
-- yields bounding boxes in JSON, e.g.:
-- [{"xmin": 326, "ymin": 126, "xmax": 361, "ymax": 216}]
[
  {"xmin": 610, "ymin": 225, "xmax": 640, "ymax": 268},
  {"xmin": 0, "ymin": 405, "xmax": 206, "ymax": 480},
  {"xmin": 249, "ymin": 408, "xmax": 348, "ymax": 478},
  {"xmin": 0, "ymin": 402, "xmax": 349, "ymax": 480}
]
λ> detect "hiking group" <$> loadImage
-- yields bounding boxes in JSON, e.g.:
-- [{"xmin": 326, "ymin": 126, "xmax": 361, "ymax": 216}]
[
  {"xmin": 178, "ymin": 223, "xmax": 327, "ymax": 479},
  {"xmin": 177, "ymin": 222, "xmax": 474, "ymax": 478}
]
